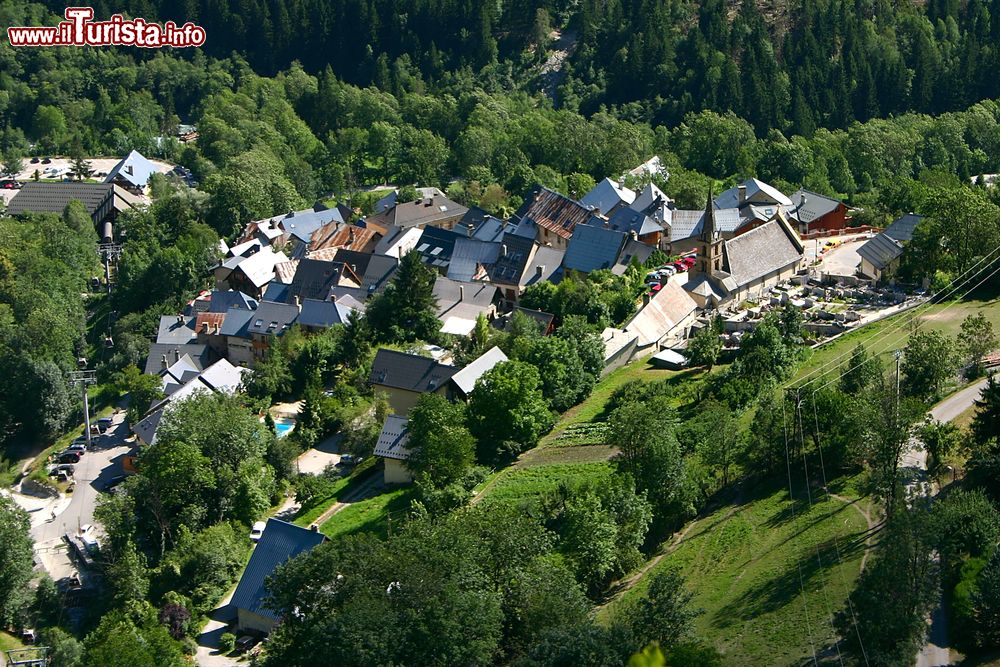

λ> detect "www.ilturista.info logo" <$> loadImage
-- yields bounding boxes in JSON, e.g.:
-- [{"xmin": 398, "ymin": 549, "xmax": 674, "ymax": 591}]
[{"xmin": 7, "ymin": 7, "xmax": 206, "ymax": 48}]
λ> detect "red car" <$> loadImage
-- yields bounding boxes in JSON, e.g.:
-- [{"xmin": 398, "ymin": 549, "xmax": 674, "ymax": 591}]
[{"xmin": 682, "ymin": 256, "xmax": 696, "ymax": 267}]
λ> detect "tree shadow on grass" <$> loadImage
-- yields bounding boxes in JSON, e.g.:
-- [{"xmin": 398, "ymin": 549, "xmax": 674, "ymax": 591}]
[{"xmin": 712, "ymin": 528, "xmax": 870, "ymax": 630}]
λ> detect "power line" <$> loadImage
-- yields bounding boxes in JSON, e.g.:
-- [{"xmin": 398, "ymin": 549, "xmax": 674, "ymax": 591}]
[
  {"xmin": 808, "ymin": 258, "xmax": 1000, "ymax": 395},
  {"xmin": 789, "ymin": 245, "xmax": 1000, "ymax": 391},
  {"xmin": 781, "ymin": 395, "xmax": 820, "ymax": 667}
]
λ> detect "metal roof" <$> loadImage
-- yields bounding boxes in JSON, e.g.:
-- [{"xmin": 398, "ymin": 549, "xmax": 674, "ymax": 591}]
[
  {"xmin": 369, "ymin": 349, "xmax": 457, "ymax": 393},
  {"xmin": 715, "ymin": 178, "xmax": 793, "ymax": 209},
  {"xmin": 624, "ymin": 280, "xmax": 698, "ymax": 347},
  {"xmin": 857, "ymin": 233, "xmax": 904, "ymax": 271},
  {"xmin": 104, "ymin": 150, "xmax": 158, "ymax": 188},
  {"xmin": 247, "ymin": 301, "xmax": 300, "ymax": 336},
  {"xmin": 884, "ymin": 213, "xmax": 924, "ymax": 243},
  {"xmin": 513, "ymin": 185, "xmax": 591, "ymax": 240},
  {"xmin": 374, "ymin": 415, "xmax": 410, "ymax": 460},
  {"xmin": 230, "ymin": 519, "xmax": 325, "ymax": 622},
  {"xmin": 790, "ymin": 189, "xmax": 842, "ymax": 223},
  {"xmin": 6, "ymin": 182, "xmax": 127, "ymax": 216},
  {"xmin": 722, "ymin": 219, "xmax": 803, "ymax": 287},
  {"xmin": 447, "ymin": 238, "xmax": 501, "ymax": 282},
  {"xmin": 448, "ymin": 347, "xmax": 508, "ymax": 396},
  {"xmin": 563, "ymin": 223, "xmax": 627, "ymax": 274},
  {"xmin": 580, "ymin": 178, "xmax": 636, "ymax": 216}
]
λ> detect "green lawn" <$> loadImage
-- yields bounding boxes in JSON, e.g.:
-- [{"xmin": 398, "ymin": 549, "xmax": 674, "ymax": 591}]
[
  {"xmin": 603, "ymin": 478, "xmax": 871, "ymax": 667},
  {"xmin": 319, "ymin": 487, "xmax": 416, "ymax": 540},
  {"xmin": 292, "ymin": 458, "xmax": 378, "ymax": 527},
  {"xmin": 479, "ymin": 461, "xmax": 614, "ymax": 507},
  {"xmin": 0, "ymin": 630, "xmax": 25, "ymax": 652}
]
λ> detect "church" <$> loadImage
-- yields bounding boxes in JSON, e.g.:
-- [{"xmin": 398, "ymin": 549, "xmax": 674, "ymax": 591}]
[{"xmin": 683, "ymin": 191, "xmax": 805, "ymax": 309}]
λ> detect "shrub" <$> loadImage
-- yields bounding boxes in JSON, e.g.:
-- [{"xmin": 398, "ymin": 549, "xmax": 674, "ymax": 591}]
[{"xmin": 219, "ymin": 632, "xmax": 236, "ymax": 653}]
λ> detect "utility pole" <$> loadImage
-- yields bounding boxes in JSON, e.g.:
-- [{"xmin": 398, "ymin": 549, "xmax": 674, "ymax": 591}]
[
  {"xmin": 894, "ymin": 349, "xmax": 903, "ymax": 416},
  {"xmin": 68, "ymin": 358, "xmax": 97, "ymax": 449}
]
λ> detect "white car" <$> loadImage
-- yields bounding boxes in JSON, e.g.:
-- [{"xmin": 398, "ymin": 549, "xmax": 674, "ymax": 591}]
[{"xmin": 250, "ymin": 521, "xmax": 266, "ymax": 543}]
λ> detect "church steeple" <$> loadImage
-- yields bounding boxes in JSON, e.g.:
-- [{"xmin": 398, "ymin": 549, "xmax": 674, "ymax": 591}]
[
  {"xmin": 697, "ymin": 185, "xmax": 724, "ymax": 276},
  {"xmin": 701, "ymin": 185, "xmax": 717, "ymax": 243}
]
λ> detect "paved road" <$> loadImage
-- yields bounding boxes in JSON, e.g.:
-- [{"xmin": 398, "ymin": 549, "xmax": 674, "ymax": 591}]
[
  {"xmin": 25, "ymin": 411, "xmax": 133, "ymax": 585},
  {"xmin": 816, "ymin": 239, "xmax": 866, "ymax": 277},
  {"xmin": 911, "ymin": 376, "xmax": 990, "ymax": 667}
]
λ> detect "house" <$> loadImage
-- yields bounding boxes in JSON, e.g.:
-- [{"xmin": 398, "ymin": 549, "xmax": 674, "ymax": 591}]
[
  {"xmin": 205, "ymin": 290, "xmax": 258, "ymax": 314},
  {"xmin": 156, "ymin": 314, "xmax": 198, "ymax": 346},
  {"xmin": 194, "ymin": 311, "xmax": 228, "ymax": 356},
  {"xmin": 511, "ymin": 185, "xmax": 593, "ymax": 250},
  {"xmin": 454, "ymin": 207, "xmax": 510, "ymax": 242},
  {"xmin": 714, "ymin": 178, "xmax": 798, "ymax": 234},
  {"xmin": 239, "ymin": 206, "xmax": 346, "ymax": 257},
  {"xmin": 857, "ymin": 213, "xmax": 924, "ymax": 281},
  {"xmin": 606, "ymin": 207, "xmax": 665, "ymax": 247},
  {"xmin": 374, "ymin": 186, "xmax": 445, "ymax": 215},
  {"xmin": 103, "ymin": 150, "xmax": 160, "ymax": 194},
  {"xmin": 144, "ymin": 343, "xmax": 213, "ymax": 375},
  {"xmin": 684, "ymin": 193, "xmax": 805, "ymax": 308},
  {"xmin": 432, "ymin": 277, "xmax": 500, "ymax": 337},
  {"xmin": 369, "ymin": 349, "xmax": 457, "ymax": 414},
  {"xmin": 374, "ymin": 226, "xmax": 424, "ymax": 259},
  {"xmin": 247, "ymin": 300, "xmax": 300, "ymax": 362},
  {"xmin": 221, "ymin": 247, "xmax": 290, "ymax": 299},
  {"xmin": 6, "ymin": 182, "xmax": 142, "ymax": 241},
  {"xmin": 220, "ymin": 308, "xmax": 255, "ymax": 366},
  {"xmin": 413, "ymin": 226, "xmax": 459, "ymax": 272},
  {"xmin": 790, "ymin": 189, "xmax": 851, "ymax": 234},
  {"xmin": 374, "ymin": 415, "xmax": 412, "ymax": 484},
  {"xmin": 297, "ymin": 298, "xmax": 363, "ymax": 333},
  {"xmin": 512, "ymin": 306, "xmax": 556, "ymax": 335},
  {"xmin": 629, "ymin": 182, "xmax": 673, "ymax": 219},
  {"xmin": 487, "ymin": 233, "xmax": 564, "ymax": 305},
  {"xmin": 446, "ymin": 346, "xmax": 508, "ymax": 400},
  {"xmin": 623, "ymin": 279, "xmax": 699, "ymax": 349},
  {"xmin": 365, "ymin": 194, "xmax": 468, "ymax": 231},
  {"xmin": 580, "ymin": 178, "xmax": 636, "ymax": 217},
  {"xmin": 563, "ymin": 223, "xmax": 627, "ymax": 274},
  {"xmin": 627, "ymin": 155, "xmax": 669, "ymax": 180},
  {"xmin": 330, "ymin": 249, "xmax": 398, "ymax": 298},
  {"xmin": 133, "ymin": 358, "xmax": 249, "ymax": 445},
  {"xmin": 230, "ymin": 519, "xmax": 326, "ymax": 635},
  {"xmin": 308, "ymin": 221, "xmax": 379, "ymax": 255},
  {"xmin": 447, "ymin": 237, "xmax": 501, "ymax": 282},
  {"xmin": 288, "ymin": 258, "xmax": 361, "ymax": 302},
  {"xmin": 662, "ymin": 207, "xmax": 742, "ymax": 255},
  {"xmin": 612, "ymin": 237, "xmax": 656, "ymax": 275}
]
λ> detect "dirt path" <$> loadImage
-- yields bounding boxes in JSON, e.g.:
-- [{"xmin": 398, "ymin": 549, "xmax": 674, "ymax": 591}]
[
  {"xmin": 828, "ymin": 492, "xmax": 877, "ymax": 571},
  {"xmin": 310, "ymin": 472, "xmax": 383, "ymax": 526}
]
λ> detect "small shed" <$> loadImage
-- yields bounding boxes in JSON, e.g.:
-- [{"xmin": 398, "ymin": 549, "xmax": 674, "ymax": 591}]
[{"xmin": 650, "ymin": 348, "xmax": 688, "ymax": 370}]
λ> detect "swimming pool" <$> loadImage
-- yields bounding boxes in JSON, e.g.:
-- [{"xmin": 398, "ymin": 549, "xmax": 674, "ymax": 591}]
[{"xmin": 274, "ymin": 418, "xmax": 295, "ymax": 438}]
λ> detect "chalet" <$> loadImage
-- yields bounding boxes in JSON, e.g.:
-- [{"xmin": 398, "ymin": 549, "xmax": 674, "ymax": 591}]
[
  {"xmin": 365, "ymin": 194, "xmax": 467, "ymax": 231},
  {"xmin": 486, "ymin": 233, "xmax": 564, "ymax": 305},
  {"xmin": 684, "ymin": 194, "xmax": 805, "ymax": 308},
  {"xmin": 790, "ymin": 190, "xmax": 851, "ymax": 234},
  {"xmin": 369, "ymin": 349, "xmax": 457, "ymax": 414},
  {"xmin": 6, "ymin": 182, "xmax": 141, "ymax": 242},
  {"xmin": 287, "ymin": 258, "xmax": 362, "ymax": 302},
  {"xmin": 103, "ymin": 150, "xmax": 159, "ymax": 194},
  {"xmin": 563, "ymin": 223, "xmax": 627, "ymax": 274},
  {"xmin": 857, "ymin": 213, "xmax": 924, "ymax": 281},
  {"xmin": 156, "ymin": 314, "xmax": 198, "ymax": 346},
  {"xmin": 133, "ymin": 358, "xmax": 249, "ymax": 445},
  {"xmin": 432, "ymin": 277, "xmax": 500, "ymax": 336},
  {"xmin": 297, "ymin": 297, "xmax": 363, "ymax": 334},
  {"xmin": 630, "ymin": 182, "xmax": 673, "ymax": 222},
  {"xmin": 374, "ymin": 186, "xmax": 444, "ymax": 215},
  {"xmin": 511, "ymin": 185, "xmax": 593, "ymax": 251},
  {"xmin": 247, "ymin": 300, "xmax": 300, "ymax": 362},
  {"xmin": 217, "ymin": 247, "xmax": 289, "ymax": 299},
  {"xmin": 580, "ymin": 178, "xmax": 636, "ymax": 217},
  {"xmin": 194, "ymin": 311, "xmax": 227, "ymax": 356},
  {"xmin": 714, "ymin": 178, "xmax": 798, "ymax": 234},
  {"xmin": 230, "ymin": 519, "xmax": 325, "ymax": 635},
  {"xmin": 220, "ymin": 308, "xmax": 255, "ymax": 366}
]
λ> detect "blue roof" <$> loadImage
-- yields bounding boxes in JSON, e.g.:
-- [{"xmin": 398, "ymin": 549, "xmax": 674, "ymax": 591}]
[
  {"xmin": 220, "ymin": 308, "xmax": 254, "ymax": 337},
  {"xmin": 563, "ymin": 223, "xmax": 626, "ymax": 274},
  {"xmin": 448, "ymin": 238, "xmax": 500, "ymax": 282},
  {"xmin": 230, "ymin": 519, "xmax": 325, "ymax": 622},
  {"xmin": 104, "ymin": 150, "xmax": 158, "ymax": 188},
  {"xmin": 262, "ymin": 282, "xmax": 291, "ymax": 303},
  {"xmin": 298, "ymin": 298, "xmax": 355, "ymax": 328},
  {"xmin": 208, "ymin": 290, "xmax": 258, "ymax": 313}
]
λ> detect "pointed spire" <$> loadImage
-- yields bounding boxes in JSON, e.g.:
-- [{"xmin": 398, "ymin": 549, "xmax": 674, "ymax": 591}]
[{"xmin": 702, "ymin": 184, "xmax": 717, "ymax": 242}]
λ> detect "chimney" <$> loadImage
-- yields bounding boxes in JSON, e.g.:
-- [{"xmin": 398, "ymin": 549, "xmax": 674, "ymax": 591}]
[
  {"xmin": 536, "ymin": 264, "xmax": 545, "ymax": 277},
  {"xmin": 176, "ymin": 314, "xmax": 184, "ymax": 325},
  {"xmin": 160, "ymin": 354, "xmax": 168, "ymax": 370},
  {"xmin": 459, "ymin": 285, "xmax": 465, "ymax": 301},
  {"xmin": 630, "ymin": 230, "xmax": 638, "ymax": 241},
  {"xmin": 173, "ymin": 348, "xmax": 181, "ymax": 363},
  {"xmin": 294, "ymin": 295, "xmax": 301, "ymax": 309},
  {"xmin": 738, "ymin": 184, "xmax": 747, "ymax": 205},
  {"xmin": 501, "ymin": 243, "xmax": 507, "ymax": 257},
  {"xmin": 349, "ymin": 227, "xmax": 355, "ymax": 244},
  {"xmin": 467, "ymin": 223, "xmax": 474, "ymax": 238},
  {"xmin": 424, "ymin": 198, "xmax": 433, "ymax": 207}
]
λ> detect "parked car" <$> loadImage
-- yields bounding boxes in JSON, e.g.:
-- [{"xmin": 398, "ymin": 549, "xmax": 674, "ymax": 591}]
[
  {"xmin": 49, "ymin": 464, "xmax": 75, "ymax": 477},
  {"xmin": 29, "ymin": 157, "xmax": 39, "ymax": 164},
  {"xmin": 41, "ymin": 157, "xmax": 51, "ymax": 164},
  {"xmin": 57, "ymin": 452, "xmax": 81, "ymax": 464},
  {"xmin": 97, "ymin": 417, "xmax": 113, "ymax": 432},
  {"xmin": 66, "ymin": 443, "xmax": 86, "ymax": 455},
  {"xmin": 250, "ymin": 521, "xmax": 266, "ymax": 543},
  {"xmin": 338, "ymin": 454, "xmax": 362, "ymax": 467},
  {"xmin": 0, "ymin": 180, "xmax": 19, "ymax": 189},
  {"xmin": 235, "ymin": 636, "xmax": 257, "ymax": 653}
]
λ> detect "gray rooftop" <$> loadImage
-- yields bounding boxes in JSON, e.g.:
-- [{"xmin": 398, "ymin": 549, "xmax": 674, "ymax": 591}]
[
  {"xmin": 722, "ymin": 220, "xmax": 803, "ymax": 287},
  {"xmin": 563, "ymin": 223, "xmax": 627, "ymax": 274},
  {"xmin": 247, "ymin": 301, "xmax": 300, "ymax": 336},
  {"xmin": 230, "ymin": 519, "xmax": 325, "ymax": 622},
  {"xmin": 858, "ymin": 233, "xmax": 904, "ymax": 271},
  {"xmin": 884, "ymin": 213, "xmax": 924, "ymax": 243},
  {"xmin": 369, "ymin": 349, "xmax": 457, "ymax": 393}
]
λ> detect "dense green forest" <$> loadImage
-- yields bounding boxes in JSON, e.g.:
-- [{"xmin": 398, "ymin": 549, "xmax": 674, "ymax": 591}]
[{"xmin": 63, "ymin": 0, "xmax": 1000, "ymax": 135}]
